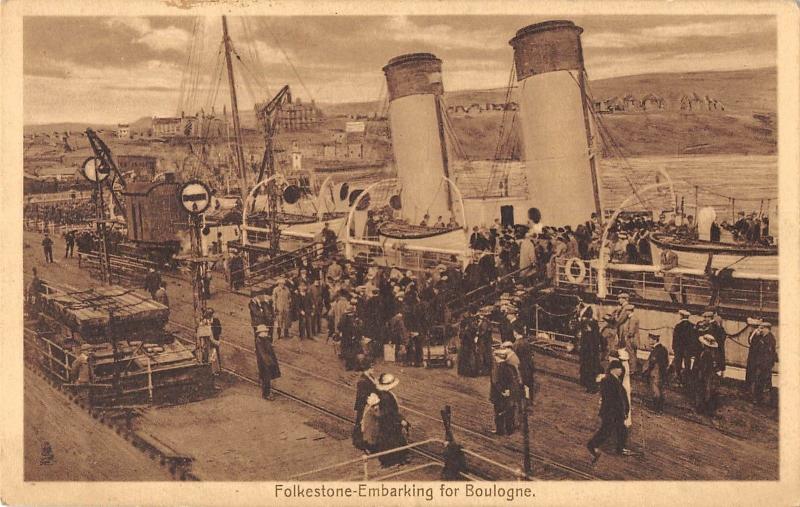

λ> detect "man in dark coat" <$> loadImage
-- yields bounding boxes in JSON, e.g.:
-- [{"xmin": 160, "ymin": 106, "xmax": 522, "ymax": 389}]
[
  {"xmin": 249, "ymin": 291, "xmax": 271, "ymax": 335},
  {"xmin": 64, "ymin": 230, "xmax": 75, "ymax": 258},
  {"xmin": 669, "ymin": 309, "xmax": 694, "ymax": 386},
  {"xmin": 707, "ymin": 308, "xmax": 727, "ymax": 373},
  {"xmin": 352, "ymin": 355, "xmax": 377, "ymax": 450},
  {"xmin": 338, "ymin": 303, "xmax": 362, "ymax": 371},
  {"xmin": 228, "ymin": 252, "xmax": 245, "ymax": 290},
  {"xmin": 587, "ymin": 360, "xmax": 631, "ymax": 462},
  {"xmin": 476, "ymin": 312, "xmax": 494, "ymax": 376},
  {"xmin": 578, "ymin": 307, "xmax": 603, "ymax": 393},
  {"xmin": 512, "ymin": 335, "xmax": 535, "ymax": 401},
  {"xmin": 144, "ymin": 268, "xmax": 161, "ymax": 298},
  {"xmin": 457, "ymin": 314, "xmax": 479, "ymax": 377},
  {"xmin": 254, "ymin": 324, "xmax": 280, "ymax": 400},
  {"xmin": 490, "ymin": 347, "xmax": 521, "ymax": 436},
  {"xmin": 643, "ymin": 332, "xmax": 669, "ymax": 413},
  {"xmin": 297, "ymin": 284, "xmax": 314, "ymax": 340},
  {"xmin": 746, "ymin": 322, "xmax": 777, "ymax": 404},
  {"xmin": 42, "ymin": 233, "xmax": 54, "ymax": 263},
  {"xmin": 309, "ymin": 280, "xmax": 323, "ymax": 336}
]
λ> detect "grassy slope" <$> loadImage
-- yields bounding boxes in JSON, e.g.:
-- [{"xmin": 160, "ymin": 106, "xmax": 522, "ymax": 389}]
[{"xmin": 25, "ymin": 68, "xmax": 776, "ymax": 158}]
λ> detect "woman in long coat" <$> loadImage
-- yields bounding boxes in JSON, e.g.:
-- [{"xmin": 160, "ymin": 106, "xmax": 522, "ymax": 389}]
[
  {"xmin": 457, "ymin": 315, "xmax": 479, "ymax": 377},
  {"xmin": 370, "ymin": 374, "xmax": 409, "ymax": 467},
  {"xmin": 693, "ymin": 334, "xmax": 719, "ymax": 415},
  {"xmin": 578, "ymin": 309, "xmax": 604, "ymax": 393},
  {"xmin": 254, "ymin": 324, "xmax": 281, "ymax": 399}
]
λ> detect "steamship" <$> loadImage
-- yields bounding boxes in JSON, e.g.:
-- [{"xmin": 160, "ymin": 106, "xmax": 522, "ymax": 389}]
[{"xmin": 329, "ymin": 20, "xmax": 777, "ymax": 375}]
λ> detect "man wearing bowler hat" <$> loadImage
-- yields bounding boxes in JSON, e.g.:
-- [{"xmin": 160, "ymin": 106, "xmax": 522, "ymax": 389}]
[{"xmin": 587, "ymin": 360, "xmax": 632, "ymax": 462}]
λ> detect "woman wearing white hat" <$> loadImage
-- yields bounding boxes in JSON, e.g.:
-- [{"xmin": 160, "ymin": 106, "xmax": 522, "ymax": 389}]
[
  {"xmin": 370, "ymin": 373, "xmax": 409, "ymax": 467},
  {"xmin": 693, "ymin": 334, "xmax": 719, "ymax": 415}
]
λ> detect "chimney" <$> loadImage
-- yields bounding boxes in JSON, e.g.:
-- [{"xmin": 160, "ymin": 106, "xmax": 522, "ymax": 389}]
[
  {"xmin": 510, "ymin": 20, "xmax": 599, "ymax": 227},
  {"xmin": 383, "ymin": 53, "xmax": 451, "ymax": 224}
]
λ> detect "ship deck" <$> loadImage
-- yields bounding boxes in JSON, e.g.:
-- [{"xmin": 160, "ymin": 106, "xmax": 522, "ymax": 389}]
[{"xmin": 23, "ymin": 230, "xmax": 779, "ymax": 481}]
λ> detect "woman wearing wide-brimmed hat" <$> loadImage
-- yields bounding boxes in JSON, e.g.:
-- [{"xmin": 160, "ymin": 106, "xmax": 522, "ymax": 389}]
[
  {"xmin": 693, "ymin": 334, "xmax": 719, "ymax": 415},
  {"xmin": 366, "ymin": 373, "xmax": 409, "ymax": 467}
]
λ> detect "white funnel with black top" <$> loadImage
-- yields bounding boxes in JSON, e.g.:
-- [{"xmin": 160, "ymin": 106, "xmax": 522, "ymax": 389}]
[
  {"xmin": 510, "ymin": 20, "xmax": 601, "ymax": 228},
  {"xmin": 383, "ymin": 53, "xmax": 452, "ymax": 225}
]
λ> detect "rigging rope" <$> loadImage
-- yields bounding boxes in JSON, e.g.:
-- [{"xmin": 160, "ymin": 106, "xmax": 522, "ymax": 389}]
[
  {"xmin": 258, "ymin": 18, "xmax": 316, "ymax": 104},
  {"xmin": 482, "ymin": 63, "xmax": 518, "ymax": 198}
]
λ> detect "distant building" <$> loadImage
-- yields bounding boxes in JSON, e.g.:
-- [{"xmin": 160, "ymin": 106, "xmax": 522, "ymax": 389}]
[
  {"xmin": 117, "ymin": 154, "xmax": 158, "ymax": 181},
  {"xmin": 275, "ymin": 98, "xmax": 320, "ymax": 131},
  {"xmin": 641, "ymin": 93, "xmax": 664, "ymax": 111},
  {"xmin": 622, "ymin": 94, "xmax": 639, "ymax": 112},
  {"xmin": 152, "ymin": 116, "xmax": 182, "ymax": 136},
  {"xmin": 322, "ymin": 144, "xmax": 337, "ymax": 159},
  {"xmin": 345, "ymin": 121, "xmax": 366, "ymax": 133},
  {"xmin": 116, "ymin": 124, "xmax": 131, "ymax": 138},
  {"xmin": 347, "ymin": 143, "xmax": 363, "ymax": 159},
  {"xmin": 291, "ymin": 141, "xmax": 302, "ymax": 171}
]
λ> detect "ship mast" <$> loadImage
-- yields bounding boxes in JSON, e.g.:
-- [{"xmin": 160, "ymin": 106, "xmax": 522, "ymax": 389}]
[{"xmin": 222, "ymin": 16, "xmax": 250, "ymax": 204}]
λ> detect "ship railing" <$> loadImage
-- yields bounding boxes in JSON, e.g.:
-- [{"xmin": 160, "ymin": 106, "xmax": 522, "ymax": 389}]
[
  {"xmin": 447, "ymin": 266, "xmax": 540, "ymax": 314},
  {"xmin": 346, "ymin": 238, "xmax": 463, "ymax": 275},
  {"xmin": 288, "ymin": 437, "xmax": 525, "ymax": 481},
  {"xmin": 240, "ymin": 241, "xmax": 333, "ymax": 288},
  {"xmin": 555, "ymin": 258, "xmax": 778, "ymax": 312}
]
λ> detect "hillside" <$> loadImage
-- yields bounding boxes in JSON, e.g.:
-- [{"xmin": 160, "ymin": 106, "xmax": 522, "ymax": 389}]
[{"xmin": 25, "ymin": 68, "xmax": 776, "ymax": 158}]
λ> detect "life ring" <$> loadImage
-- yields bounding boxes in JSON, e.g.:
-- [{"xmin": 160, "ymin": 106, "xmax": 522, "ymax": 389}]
[{"xmin": 564, "ymin": 257, "xmax": 587, "ymax": 284}]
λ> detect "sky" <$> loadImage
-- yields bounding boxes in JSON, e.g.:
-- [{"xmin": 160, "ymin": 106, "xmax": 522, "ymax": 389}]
[{"xmin": 23, "ymin": 15, "xmax": 776, "ymax": 125}]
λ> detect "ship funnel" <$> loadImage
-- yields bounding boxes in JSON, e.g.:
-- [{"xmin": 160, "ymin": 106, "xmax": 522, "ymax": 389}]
[
  {"xmin": 383, "ymin": 53, "xmax": 452, "ymax": 225},
  {"xmin": 510, "ymin": 21, "xmax": 599, "ymax": 228}
]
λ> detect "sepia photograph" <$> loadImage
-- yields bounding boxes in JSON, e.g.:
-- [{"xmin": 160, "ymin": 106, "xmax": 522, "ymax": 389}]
[{"xmin": 3, "ymin": 0, "xmax": 799, "ymax": 505}]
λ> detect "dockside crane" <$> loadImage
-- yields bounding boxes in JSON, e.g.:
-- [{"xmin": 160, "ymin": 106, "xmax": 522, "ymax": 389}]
[{"xmin": 254, "ymin": 84, "xmax": 293, "ymax": 253}]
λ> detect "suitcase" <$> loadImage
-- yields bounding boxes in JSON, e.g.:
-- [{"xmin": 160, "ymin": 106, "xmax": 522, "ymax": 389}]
[{"xmin": 383, "ymin": 344, "xmax": 396, "ymax": 362}]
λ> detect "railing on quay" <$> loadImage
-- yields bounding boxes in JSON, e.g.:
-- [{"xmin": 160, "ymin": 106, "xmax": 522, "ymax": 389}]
[
  {"xmin": 79, "ymin": 251, "xmax": 161, "ymax": 285},
  {"xmin": 288, "ymin": 437, "xmax": 527, "ymax": 482},
  {"xmin": 24, "ymin": 219, "xmax": 94, "ymax": 236}
]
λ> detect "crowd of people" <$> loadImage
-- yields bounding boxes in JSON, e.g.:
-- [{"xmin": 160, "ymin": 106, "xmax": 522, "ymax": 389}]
[{"xmin": 24, "ymin": 198, "xmax": 96, "ymax": 228}]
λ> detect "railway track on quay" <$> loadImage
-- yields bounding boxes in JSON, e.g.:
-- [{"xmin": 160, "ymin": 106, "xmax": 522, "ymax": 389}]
[
  {"xmin": 22, "ymin": 252, "xmax": 779, "ymax": 481},
  {"xmin": 164, "ymin": 319, "xmax": 600, "ymax": 481},
  {"xmin": 23, "ymin": 271, "xmax": 600, "ymax": 481}
]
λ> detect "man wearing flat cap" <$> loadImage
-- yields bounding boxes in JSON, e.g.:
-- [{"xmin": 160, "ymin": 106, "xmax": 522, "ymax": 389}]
[
  {"xmin": 746, "ymin": 321, "xmax": 777, "ymax": 405},
  {"xmin": 587, "ymin": 360, "xmax": 632, "ymax": 462}
]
